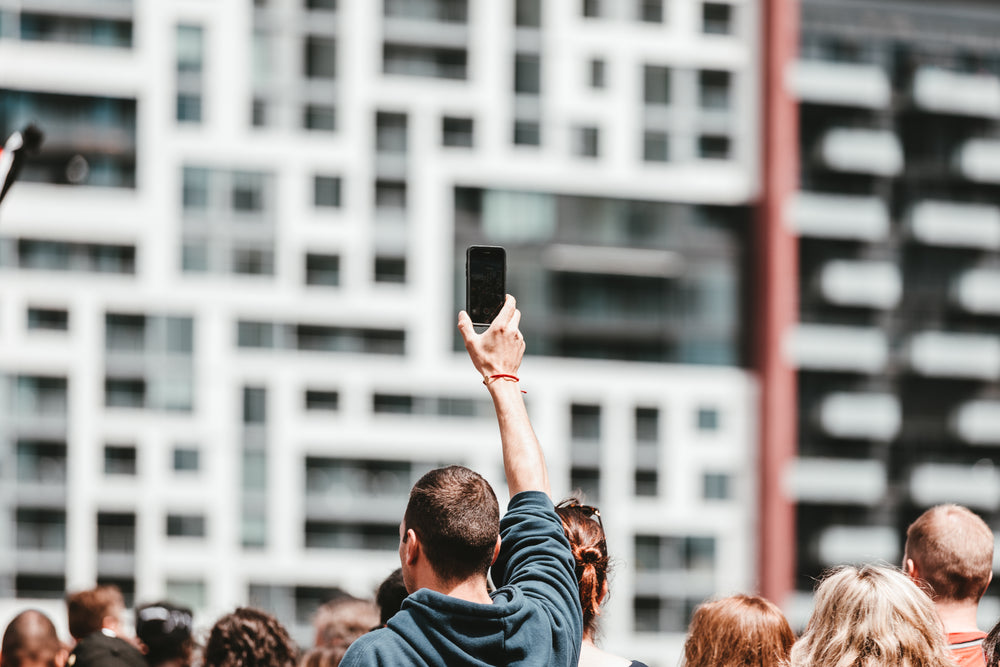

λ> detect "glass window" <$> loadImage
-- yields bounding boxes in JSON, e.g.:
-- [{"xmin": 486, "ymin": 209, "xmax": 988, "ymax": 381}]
[
  {"xmin": 305, "ymin": 390, "xmax": 339, "ymax": 411},
  {"xmin": 513, "ymin": 120, "xmax": 541, "ymax": 146},
  {"xmin": 104, "ymin": 445, "xmax": 137, "ymax": 476},
  {"xmin": 699, "ymin": 70, "xmax": 732, "ymax": 109},
  {"xmin": 232, "ymin": 172, "xmax": 264, "ymax": 212},
  {"xmin": 383, "ymin": 44, "xmax": 467, "ymax": 80},
  {"xmin": 237, "ymin": 321, "xmax": 275, "ymax": 348},
  {"xmin": 306, "ymin": 0, "xmax": 337, "ymax": 9},
  {"xmin": 375, "ymin": 181, "xmax": 407, "ymax": 210},
  {"xmin": 173, "ymin": 446, "xmax": 200, "ymax": 472},
  {"xmin": 375, "ymin": 112, "xmax": 408, "ymax": 153},
  {"xmin": 515, "ymin": 0, "xmax": 541, "ymax": 27},
  {"xmin": 166, "ymin": 579, "xmax": 207, "ymax": 610},
  {"xmin": 373, "ymin": 393, "xmax": 414, "ymax": 413},
  {"xmin": 165, "ymin": 317, "xmax": 194, "ymax": 354},
  {"xmin": 374, "ymin": 256, "xmax": 406, "ymax": 284},
  {"xmin": 105, "ymin": 378, "xmax": 146, "ymax": 408},
  {"xmin": 589, "ymin": 58, "xmax": 606, "ymax": 88},
  {"xmin": 697, "ymin": 406, "xmax": 719, "ymax": 431},
  {"xmin": 243, "ymin": 386, "xmax": 268, "ymax": 423},
  {"xmin": 232, "ymin": 247, "xmax": 273, "ymax": 275},
  {"xmin": 643, "ymin": 131, "xmax": 669, "ymax": 162},
  {"xmin": 703, "ymin": 472, "xmax": 730, "ymax": 499},
  {"xmin": 698, "ymin": 135, "xmax": 731, "ymax": 159},
  {"xmin": 304, "ymin": 104, "xmax": 336, "ymax": 131},
  {"xmin": 635, "ymin": 470, "xmax": 658, "ymax": 496},
  {"xmin": 571, "ymin": 404, "xmax": 601, "ymax": 440},
  {"xmin": 514, "ymin": 53, "xmax": 541, "ymax": 94},
  {"xmin": 306, "ymin": 253, "xmax": 340, "ymax": 286},
  {"xmin": 582, "ymin": 0, "xmax": 600, "ymax": 18},
  {"xmin": 304, "ymin": 36, "xmax": 336, "ymax": 79},
  {"xmin": 703, "ymin": 2, "xmax": 732, "ymax": 34},
  {"xmin": 314, "ymin": 175, "xmax": 341, "ymax": 207},
  {"xmin": 176, "ymin": 95, "xmax": 202, "ymax": 123},
  {"xmin": 570, "ymin": 467, "xmax": 600, "ymax": 502},
  {"xmin": 27, "ymin": 307, "xmax": 68, "ymax": 331},
  {"xmin": 573, "ymin": 126, "xmax": 600, "ymax": 157},
  {"xmin": 166, "ymin": 514, "xmax": 206, "ymax": 538},
  {"xmin": 643, "ymin": 65, "xmax": 670, "ymax": 104},
  {"xmin": 182, "ymin": 167, "xmax": 210, "ymax": 210},
  {"xmin": 176, "ymin": 25, "xmax": 204, "ymax": 73},
  {"xmin": 636, "ymin": 407, "xmax": 659, "ymax": 441},
  {"xmin": 442, "ymin": 116, "xmax": 474, "ymax": 147},
  {"xmin": 97, "ymin": 512, "xmax": 135, "ymax": 553},
  {"xmin": 639, "ymin": 0, "xmax": 663, "ymax": 22}
]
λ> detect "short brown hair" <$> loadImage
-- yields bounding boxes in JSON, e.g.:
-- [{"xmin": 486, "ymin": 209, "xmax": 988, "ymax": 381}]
[
  {"xmin": 684, "ymin": 594, "xmax": 794, "ymax": 667},
  {"xmin": 204, "ymin": 607, "xmax": 297, "ymax": 667},
  {"xmin": 402, "ymin": 466, "xmax": 499, "ymax": 583},
  {"xmin": 312, "ymin": 595, "xmax": 377, "ymax": 649},
  {"xmin": 1, "ymin": 609, "xmax": 64, "ymax": 667},
  {"xmin": 66, "ymin": 585, "xmax": 125, "ymax": 640},
  {"xmin": 904, "ymin": 504, "xmax": 994, "ymax": 602}
]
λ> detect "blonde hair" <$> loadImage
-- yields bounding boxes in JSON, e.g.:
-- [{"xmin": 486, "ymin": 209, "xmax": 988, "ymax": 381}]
[
  {"xmin": 904, "ymin": 504, "xmax": 994, "ymax": 603},
  {"xmin": 683, "ymin": 594, "xmax": 794, "ymax": 667},
  {"xmin": 792, "ymin": 565, "xmax": 956, "ymax": 667}
]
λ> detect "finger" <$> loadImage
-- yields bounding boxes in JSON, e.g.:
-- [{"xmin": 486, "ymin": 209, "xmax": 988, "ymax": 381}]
[
  {"xmin": 509, "ymin": 308, "xmax": 522, "ymax": 333},
  {"xmin": 491, "ymin": 295, "xmax": 516, "ymax": 329},
  {"xmin": 457, "ymin": 310, "xmax": 477, "ymax": 342}
]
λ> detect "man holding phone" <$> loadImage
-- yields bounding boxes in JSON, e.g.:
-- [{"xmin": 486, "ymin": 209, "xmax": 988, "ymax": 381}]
[{"xmin": 340, "ymin": 295, "xmax": 583, "ymax": 667}]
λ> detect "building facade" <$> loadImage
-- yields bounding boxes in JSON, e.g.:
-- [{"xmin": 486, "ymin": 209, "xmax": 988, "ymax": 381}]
[{"xmin": 0, "ymin": 1, "xmax": 760, "ymax": 664}]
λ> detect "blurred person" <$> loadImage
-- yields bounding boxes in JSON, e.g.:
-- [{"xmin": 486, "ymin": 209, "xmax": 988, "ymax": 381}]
[
  {"xmin": 554, "ymin": 499, "xmax": 648, "ymax": 667},
  {"xmin": 904, "ymin": 504, "xmax": 994, "ymax": 667},
  {"xmin": 791, "ymin": 564, "xmax": 955, "ymax": 667},
  {"xmin": 203, "ymin": 607, "xmax": 296, "ymax": 667},
  {"xmin": 1, "ymin": 609, "xmax": 68, "ymax": 667},
  {"xmin": 134, "ymin": 602, "xmax": 194, "ymax": 667},
  {"xmin": 312, "ymin": 595, "xmax": 377, "ymax": 650},
  {"xmin": 298, "ymin": 646, "xmax": 344, "ymax": 667},
  {"xmin": 682, "ymin": 594, "xmax": 794, "ymax": 667},
  {"xmin": 984, "ymin": 619, "xmax": 1000, "ymax": 667},
  {"xmin": 340, "ymin": 296, "xmax": 583, "ymax": 667},
  {"xmin": 374, "ymin": 569, "xmax": 406, "ymax": 628},
  {"xmin": 65, "ymin": 585, "xmax": 145, "ymax": 667}
]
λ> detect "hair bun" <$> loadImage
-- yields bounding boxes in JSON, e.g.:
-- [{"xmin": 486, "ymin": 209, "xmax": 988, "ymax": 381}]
[{"xmin": 577, "ymin": 546, "xmax": 602, "ymax": 565}]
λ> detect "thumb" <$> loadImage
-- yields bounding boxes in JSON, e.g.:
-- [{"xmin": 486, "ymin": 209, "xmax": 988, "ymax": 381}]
[{"xmin": 457, "ymin": 310, "xmax": 476, "ymax": 343}]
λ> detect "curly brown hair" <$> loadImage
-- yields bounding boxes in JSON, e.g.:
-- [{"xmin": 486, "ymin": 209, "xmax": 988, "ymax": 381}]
[
  {"xmin": 554, "ymin": 498, "xmax": 609, "ymax": 639},
  {"xmin": 204, "ymin": 607, "xmax": 297, "ymax": 667}
]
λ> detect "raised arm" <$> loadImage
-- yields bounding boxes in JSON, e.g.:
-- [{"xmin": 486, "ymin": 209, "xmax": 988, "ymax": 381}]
[{"xmin": 458, "ymin": 295, "xmax": 550, "ymax": 497}]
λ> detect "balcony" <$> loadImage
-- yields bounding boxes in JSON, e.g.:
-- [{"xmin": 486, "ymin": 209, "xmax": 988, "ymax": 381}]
[
  {"xmin": 542, "ymin": 245, "xmax": 683, "ymax": 278},
  {"xmin": 788, "ymin": 60, "xmax": 891, "ymax": 109},
  {"xmin": 952, "ymin": 269, "xmax": 1000, "ymax": 315},
  {"xmin": 906, "ymin": 331, "xmax": 1000, "ymax": 380},
  {"xmin": 911, "ymin": 67, "xmax": 1000, "ymax": 118},
  {"xmin": 954, "ymin": 139, "xmax": 1000, "ymax": 184},
  {"xmin": 815, "ymin": 260, "xmax": 901, "ymax": 309},
  {"xmin": 816, "ymin": 525, "xmax": 899, "ymax": 567},
  {"xmin": 786, "ymin": 324, "xmax": 888, "ymax": 373},
  {"xmin": 906, "ymin": 200, "xmax": 1000, "ymax": 249},
  {"xmin": 785, "ymin": 458, "xmax": 886, "ymax": 505},
  {"xmin": 815, "ymin": 128, "xmax": 903, "ymax": 176},
  {"xmin": 951, "ymin": 400, "xmax": 1000, "ymax": 445},
  {"xmin": 816, "ymin": 392, "xmax": 900, "ymax": 441},
  {"xmin": 910, "ymin": 463, "xmax": 1000, "ymax": 511},
  {"xmin": 787, "ymin": 192, "xmax": 889, "ymax": 241}
]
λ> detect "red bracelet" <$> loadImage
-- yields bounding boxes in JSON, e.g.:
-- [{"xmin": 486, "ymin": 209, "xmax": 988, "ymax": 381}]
[{"xmin": 483, "ymin": 374, "xmax": 527, "ymax": 394}]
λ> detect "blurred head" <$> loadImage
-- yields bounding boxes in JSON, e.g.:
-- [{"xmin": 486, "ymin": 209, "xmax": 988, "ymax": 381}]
[
  {"xmin": 375, "ymin": 569, "xmax": 407, "ymax": 628},
  {"xmin": 203, "ymin": 608, "xmax": 296, "ymax": 667},
  {"xmin": 66, "ymin": 585, "xmax": 125, "ymax": 640},
  {"xmin": 985, "ymin": 618, "xmax": 1000, "ymax": 667},
  {"xmin": 791, "ymin": 564, "xmax": 954, "ymax": 667},
  {"xmin": 554, "ymin": 499, "xmax": 609, "ymax": 639},
  {"xmin": 401, "ymin": 466, "xmax": 499, "ymax": 586},
  {"xmin": 1, "ymin": 609, "xmax": 67, "ymax": 667},
  {"xmin": 312, "ymin": 595, "xmax": 377, "ymax": 649},
  {"xmin": 297, "ymin": 646, "xmax": 345, "ymax": 667},
  {"xmin": 135, "ymin": 602, "xmax": 194, "ymax": 667},
  {"xmin": 904, "ymin": 504, "xmax": 994, "ymax": 604},
  {"xmin": 683, "ymin": 594, "xmax": 794, "ymax": 667}
]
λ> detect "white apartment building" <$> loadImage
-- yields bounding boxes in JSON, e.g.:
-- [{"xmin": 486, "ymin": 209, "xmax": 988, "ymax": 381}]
[{"xmin": 0, "ymin": 1, "xmax": 759, "ymax": 664}]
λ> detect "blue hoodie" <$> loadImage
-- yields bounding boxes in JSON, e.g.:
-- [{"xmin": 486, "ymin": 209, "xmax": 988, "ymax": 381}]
[{"xmin": 340, "ymin": 491, "xmax": 583, "ymax": 667}]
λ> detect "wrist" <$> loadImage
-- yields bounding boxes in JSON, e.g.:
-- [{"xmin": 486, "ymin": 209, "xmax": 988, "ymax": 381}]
[{"xmin": 483, "ymin": 373, "xmax": 526, "ymax": 394}]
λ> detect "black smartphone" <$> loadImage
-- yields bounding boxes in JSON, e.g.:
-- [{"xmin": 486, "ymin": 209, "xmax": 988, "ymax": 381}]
[{"xmin": 466, "ymin": 245, "xmax": 506, "ymax": 330}]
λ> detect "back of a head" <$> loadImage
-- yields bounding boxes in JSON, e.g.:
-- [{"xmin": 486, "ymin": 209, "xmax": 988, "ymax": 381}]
[
  {"xmin": 402, "ymin": 465, "xmax": 499, "ymax": 583},
  {"xmin": 298, "ymin": 645, "xmax": 345, "ymax": 667},
  {"xmin": 66, "ymin": 585, "xmax": 125, "ymax": 641},
  {"xmin": 905, "ymin": 504, "xmax": 994, "ymax": 603},
  {"xmin": 375, "ymin": 569, "xmax": 407, "ymax": 627},
  {"xmin": 554, "ymin": 499, "xmax": 609, "ymax": 640},
  {"xmin": 135, "ymin": 601, "xmax": 193, "ymax": 667},
  {"xmin": 985, "ymin": 618, "xmax": 1000, "ymax": 667},
  {"xmin": 683, "ymin": 594, "xmax": 794, "ymax": 667},
  {"xmin": 2, "ymin": 610, "xmax": 64, "ymax": 667},
  {"xmin": 204, "ymin": 608, "xmax": 297, "ymax": 667},
  {"xmin": 791, "ymin": 564, "xmax": 954, "ymax": 667},
  {"xmin": 312, "ymin": 596, "xmax": 377, "ymax": 649}
]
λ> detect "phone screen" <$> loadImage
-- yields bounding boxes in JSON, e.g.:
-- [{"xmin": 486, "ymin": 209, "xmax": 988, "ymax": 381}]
[{"xmin": 466, "ymin": 245, "xmax": 506, "ymax": 327}]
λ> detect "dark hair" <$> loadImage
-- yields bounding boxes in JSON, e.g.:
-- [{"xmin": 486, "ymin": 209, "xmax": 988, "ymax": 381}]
[
  {"xmin": 375, "ymin": 568, "xmax": 407, "ymax": 627},
  {"xmin": 66, "ymin": 585, "xmax": 124, "ymax": 640},
  {"xmin": 985, "ymin": 616, "xmax": 1000, "ymax": 667},
  {"xmin": 1, "ymin": 609, "xmax": 63, "ymax": 667},
  {"xmin": 204, "ymin": 607, "xmax": 297, "ymax": 667},
  {"xmin": 135, "ymin": 601, "xmax": 194, "ymax": 667},
  {"xmin": 402, "ymin": 465, "xmax": 499, "ymax": 583},
  {"xmin": 554, "ymin": 499, "xmax": 609, "ymax": 639}
]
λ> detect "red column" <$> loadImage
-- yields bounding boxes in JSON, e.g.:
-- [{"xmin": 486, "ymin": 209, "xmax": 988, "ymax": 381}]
[{"xmin": 757, "ymin": 0, "xmax": 799, "ymax": 605}]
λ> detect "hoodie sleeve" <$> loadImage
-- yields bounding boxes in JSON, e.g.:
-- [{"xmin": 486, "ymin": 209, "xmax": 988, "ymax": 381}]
[{"xmin": 492, "ymin": 490, "xmax": 583, "ymax": 666}]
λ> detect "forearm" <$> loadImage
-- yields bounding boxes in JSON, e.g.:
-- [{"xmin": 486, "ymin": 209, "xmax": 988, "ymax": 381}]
[{"xmin": 488, "ymin": 379, "xmax": 549, "ymax": 497}]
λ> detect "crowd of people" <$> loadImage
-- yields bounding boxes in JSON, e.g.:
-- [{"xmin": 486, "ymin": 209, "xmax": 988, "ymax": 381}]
[{"xmin": 2, "ymin": 297, "xmax": 1000, "ymax": 667}]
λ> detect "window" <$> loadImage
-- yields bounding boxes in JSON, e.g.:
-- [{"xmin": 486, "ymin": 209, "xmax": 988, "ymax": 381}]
[
  {"xmin": 374, "ymin": 256, "xmax": 406, "ymax": 284},
  {"xmin": 232, "ymin": 172, "xmax": 264, "ymax": 212},
  {"xmin": 243, "ymin": 386, "xmax": 268, "ymax": 424},
  {"xmin": 166, "ymin": 579, "xmax": 207, "ymax": 610},
  {"xmin": 176, "ymin": 95, "xmax": 202, "ymax": 123},
  {"xmin": 27, "ymin": 307, "xmax": 68, "ymax": 331},
  {"xmin": 304, "ymin": 104, "xmax": 336, "ymax": 131},
  {"xmin": 643, "ymin": 65, "xmax": 670, "ymax": 104},
  {"xmin": 104, "ymin": 445, "xmax": 137, "ymax": 476},
  {"xmin": 703, "ymin": 472, "xmax": 730, "ymax": 499},
  {"xmin": 252, "ymin": 99, "xmax": 268, "ymax": 127},
  {"xmin": 305, "ymin": 253, "xmax": 340, "ymax": 286},
  {"xmin": 97, "ymin": 512, "xmax": 135, "ymax": 553},
  {"xmin": 373, "ymin": 393, "xmax": 414, "ymax": 414},
  {"xmin": 375, "ymin": 180, "xmax": 407, "ymax": 210},
  {"xmin": 515, "ymin": 0, "xmax": 541, "ymax": 27},
  {"xmin": 570, "ymin": 467, "xmax": 600, "ymax": 502},
  {"xmin": 376, "ymin": 112, "xmax": 408, "ymax": 154},
  {"xmin": 167, "ymin": 514, "xmax": 206, "ymax": 538},
  {"xmin": 105, "ymin": 378, "xmax": 146, "ymax": 408},
  {"xmin": 513, "ymin": 120, "xmax": 541, "ymax": 146},
  {"xmin": 383, "ymin": 44, "xmax": 467, "ymax": 80},
  {"xmin": 574, "ymin": 126, "xmax": 600, "ymax": 157},
  {"xmin": 305, "ymin": 390, "xmax": 339, "ymax": 411},
  {"xmin": 703, "ymin": 2, "xmax": 732, "ymax": 34},
  {"xmin": 635, "ymin": 470, "xmax": 658, "ymax": 496},
  {"xmin": 697, "ymin": 406, "xmax": 719, "ymax": 431},
  {"xmin": 442, "ymin": 116, "xmax": 474, "ymax": 147},
  {"xmin": 237, "ymin": 321, "xmax": 275, "ymax": 348},
  {"xmin": 571, "ymin": 404, "xmax": 601, "ymax": 440},
  {"xmin": 643, "ymin": 131, "xmax": 669, "ymax": 162},
  {"xmin": 698, "ymin": 135, "xmax": 731, "ymax": 159},
  {"xmin": 314, "ymin": 175, "xmax": 341, "ymax": 208},
  {"xmin": 639, "ymin": 0, "xmax": 663, "ymax": 22},
  {"xmin": 305, "ymin": 521, "xmax": 400, "ymax": 550},
  {"xmin": 173, "ymin": 446, "xmax": 200, "ymax": 472},
  {"xmin": 582, "ymin": 0, "xmax": 600, "ymax": 18},
  {"xmin": 182, "ymin": 167, "xmax": 209, "ymax": 210},
  {"xmin": 176, "ymin": 25, "xmax": 204, "ymax": 73},
  {"xmin": 514, "ymin": 53, "xmax": 541, "ymax": 94},
  {"xmin": 232, "ymin": 247, "xmax": 273, "ymax": 275},
  {"xmin": 304, "ymin": 36, "xmax": 336, "ymax": 79},
  {"xmin": 699, "ymin": 70, "xmax": 732, "ymax": 109},
  {"xmin": 306, "ymin": 0, "xmax": 337, "ymax": 9},
  {"xmin": 589, "ymin": 58, "xmax": 606, "ymax": 88}
]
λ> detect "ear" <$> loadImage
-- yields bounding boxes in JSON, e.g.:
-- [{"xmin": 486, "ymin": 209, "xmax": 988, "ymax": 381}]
[
  {"xmin": 404, "ymin": 528, "xmax": 420, "ymax": 565},
  {"xmin": 904, "ymin": 558, "xmax": 918, "ymax": 580},
  {"xmin": 491, "ymin": 536, "xmax": 502, "ymax": 566}
]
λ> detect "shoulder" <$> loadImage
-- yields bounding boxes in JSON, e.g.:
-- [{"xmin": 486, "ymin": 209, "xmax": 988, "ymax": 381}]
[{"xmin": 339, "ymin": 627, "xmax": 418, "ymax": 667}]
